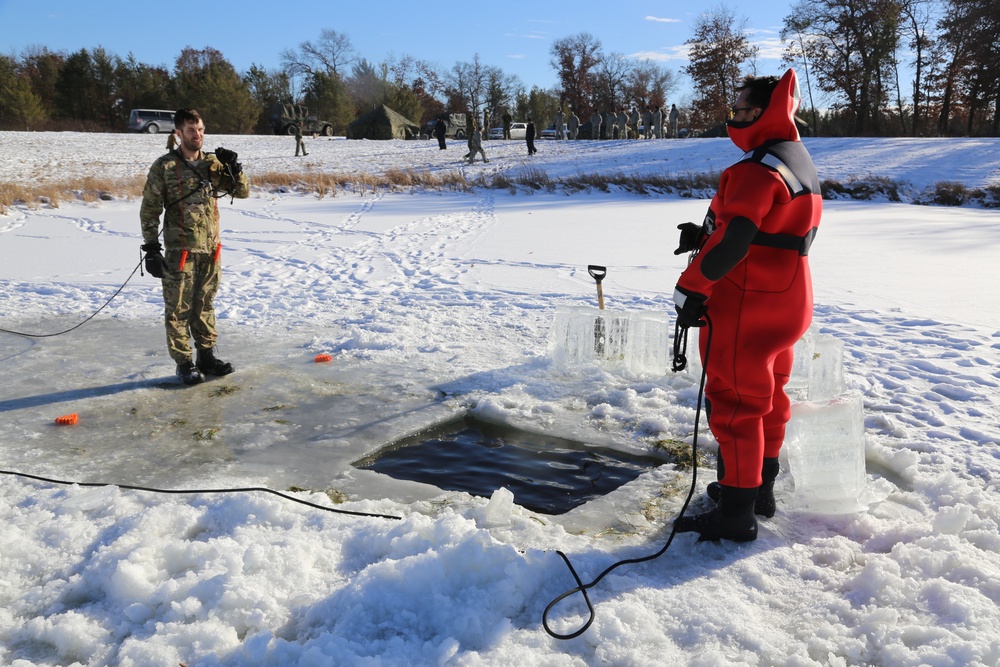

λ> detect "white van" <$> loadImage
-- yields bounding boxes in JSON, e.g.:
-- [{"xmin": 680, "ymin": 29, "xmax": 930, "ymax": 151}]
[{"xmin": 128, "ymin": 109, "xmax": 175, "ymax": 134}]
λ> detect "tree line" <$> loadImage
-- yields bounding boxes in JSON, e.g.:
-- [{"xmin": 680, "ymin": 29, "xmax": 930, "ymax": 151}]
[
  {"xmin": 686, "ymin": 0, "xmax": 998, "ymax": 136},
  {"xmin": 0, "ymin": 0, "xmax": 996, "ymax": 137}
]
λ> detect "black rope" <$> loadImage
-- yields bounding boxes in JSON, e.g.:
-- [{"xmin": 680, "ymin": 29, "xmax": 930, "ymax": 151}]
[
  {"xmin": 0, "ymin": 259, "xmax": 144, "ymax": 338},
  {"xmin": 0, "ymin": 468, "xmax": 402, "ymax": 521},
  {"xmin": 542, "ymin": 315, "xmax": 713, "ymax": 640}
]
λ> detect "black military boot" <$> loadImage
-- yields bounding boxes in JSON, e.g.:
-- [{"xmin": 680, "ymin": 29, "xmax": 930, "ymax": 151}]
[
  {"xmin": 176, "ymin": 360, "xmax": 204, "ymax": 385},
  {"xmin": 675, "ymin": 485, "xmax": 758, "ymax": 542},
  {"xmin": 707, "ymin": 456, "xmax": 779, "ymax": 518},
  {"xmin": 196, "ymin": 347, "xmax": 235, "ymax": 376}
]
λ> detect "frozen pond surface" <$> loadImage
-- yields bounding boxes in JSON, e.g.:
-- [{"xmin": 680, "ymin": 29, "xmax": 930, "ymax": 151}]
[
  {"xmin": 2, "ymin": 319, "xmax": 470, "ymax": 501},
  {"xmin": 2, "ymin": 134, "xmax": 999, "ymax": 666}
]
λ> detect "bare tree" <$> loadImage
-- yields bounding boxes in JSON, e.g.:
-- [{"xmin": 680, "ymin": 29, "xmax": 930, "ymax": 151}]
[
  {"xmin": 897, "ymin": 0, "xmax": 937, "ymax": 135},
  {"xmin": 549, "ymin": 32, "xmax": 603, "ymax": 117},
  {"xmin": 936, "ymin": 0, "xmax": 1000, "ymax": 135},
  {"xmin": 625, "ymin": 60, "xmax": 680, "ymax": 109},
  {"xmin": 592, "ymin": 52, "xmax": 632, "ymax": 111},
  {"xmin": 280, "ymin": 29, "xmax": 357, "ymax": 79},
  {"xmin": 783, "ymin": 30, "xmax": 821, "ymax": 135},
  {"xmin": 783, "ymin": 0, "xmax": 903, "ymax": 135},
  {"xmin": 684, "ymin": 5, "xmax": 759, "ymax": 129},
  {"xmin": 445, "ymin": 54, "xmax": 490, "ymax": 116},
  {"xmin": 483, "ymin": 66, "xmax": 523, "ymax": 121}
]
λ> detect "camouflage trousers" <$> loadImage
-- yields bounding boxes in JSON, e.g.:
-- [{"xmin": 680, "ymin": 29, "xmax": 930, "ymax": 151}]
[{"xmin": 161, "ymin": 250, "xmax": 221, "ymax": 363}]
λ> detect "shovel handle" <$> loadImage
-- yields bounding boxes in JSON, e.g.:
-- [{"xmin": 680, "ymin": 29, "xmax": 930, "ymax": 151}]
[{"xmin": 588, "ymin": 265, "xmax": 606, "ymax": 310}]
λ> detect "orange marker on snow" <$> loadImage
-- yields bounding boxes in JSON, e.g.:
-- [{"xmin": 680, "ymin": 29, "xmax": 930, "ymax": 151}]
[
  {"xmin": 314, "ymin": 353, "xmax": 333, "ymax": 363},
  {"xmin": 55, "ymin": 413, "xmax": 79, "ymax": 425}
]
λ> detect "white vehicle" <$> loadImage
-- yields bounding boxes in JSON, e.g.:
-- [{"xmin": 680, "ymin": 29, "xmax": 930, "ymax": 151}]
[
  {"xmin": 489, "ymin": 123, "xmax": 527, "ymax": 139},
  {"xmin": 540, "ymin": 123, "xmax": 568, "ymax": 139}
]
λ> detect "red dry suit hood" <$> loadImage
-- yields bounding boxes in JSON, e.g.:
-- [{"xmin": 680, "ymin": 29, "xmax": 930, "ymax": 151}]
[{"xmin": 726, "ymin": 68, "xmax": 801, "ymax": 153}]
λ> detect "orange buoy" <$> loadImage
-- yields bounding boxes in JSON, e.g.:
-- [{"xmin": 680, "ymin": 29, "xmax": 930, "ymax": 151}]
[
  {"xmin": 55, "ymin": 413, "xmax": 79, "ymax": 425},
  {"xmin": 314, "ymin": 353, "xmax": 333, "ymax": 363}
]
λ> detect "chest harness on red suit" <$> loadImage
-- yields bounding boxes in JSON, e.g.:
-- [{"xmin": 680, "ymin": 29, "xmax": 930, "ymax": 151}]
[{"xmin": 726, "ymin": 138, "xmax": 821, "ymax": 256}]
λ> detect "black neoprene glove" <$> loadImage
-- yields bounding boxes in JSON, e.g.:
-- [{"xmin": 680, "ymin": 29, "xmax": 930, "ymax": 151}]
[
  {"xmin": 674, "ymin": 222, "xmax": 706, "ymax": 255},
  {"xmin": 674, "ymin": 285, "xmax": 708, "ymax": 328},
  {"xmin": 214, "ymin": 147, "xmax": 242, "ymax": 176},
  {"xmin": 141, "ymin": 241, "xmax": 169, "ymax": 278}
]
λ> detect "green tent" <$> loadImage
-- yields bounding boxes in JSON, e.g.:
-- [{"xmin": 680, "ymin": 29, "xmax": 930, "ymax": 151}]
[{"xmin": 347, "ymin": 105, "xmax": 421, "ymax": 140}]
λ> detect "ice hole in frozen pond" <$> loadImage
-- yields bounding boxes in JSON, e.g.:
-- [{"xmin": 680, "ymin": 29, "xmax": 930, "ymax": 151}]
[{"xmin": 352, "ymin": 415, "xmax": 666, "ymax": 515}]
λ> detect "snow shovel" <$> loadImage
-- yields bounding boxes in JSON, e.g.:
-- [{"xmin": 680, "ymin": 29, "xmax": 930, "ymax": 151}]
[{"xmin": 588, "ymin": 265, "xmax": 607, "ymax": 355}]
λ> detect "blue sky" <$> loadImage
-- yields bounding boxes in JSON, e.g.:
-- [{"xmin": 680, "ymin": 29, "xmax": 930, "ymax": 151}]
[{"xmin": 0, "ymin": 0, "xmax": 793, "ymax": 102}]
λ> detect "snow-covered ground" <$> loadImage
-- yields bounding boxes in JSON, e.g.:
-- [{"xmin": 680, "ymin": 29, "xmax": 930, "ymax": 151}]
[{"xmin": 1, "ymin": 132, "xmax": 999, "ymax": 666}]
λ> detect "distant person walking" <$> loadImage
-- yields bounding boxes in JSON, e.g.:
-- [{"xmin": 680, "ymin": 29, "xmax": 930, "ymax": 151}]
[
  {"xmin": 669, "ymin": 104, "xmax": 680, "ymax": 138},
  {"xmin": 629, "ymin": 106, "xmax": 640, "ymax": 139},
  {"xmin": 567, "ymin": 110, "xmax": 580, "ymax": 139},
  {"xmin": 294, "ymin": 124, "xmax": 308, "ymax": 156},
  {"xmin": 465, "ymin": 114, "xmax": 475, "ymax": 158},
  {"xmin": 643, "ymin": 106, "xmax": 653, "ymax": 139},
  {"xmin": 526, "ymin": 117, "xmax": 537, "ymax": 155},
  {"xmin": 554, "ymin": 107, "xmax": 565, "ymax": 139},
  {"xmin": 434, "ymin": 117, "xmax": 447, "ymax": 150},
  {"xmin": 654, "ymin": 106, "xmax": 664, "ymax": 139},
  {"xmin": 139, "ymin": 108, "xmax": 250, "ymax": 385},
  {"xmin": 502, "ymin": 111, "xmax": 512, "ymax": 140},
  {"xmin": 467, "ymin": 126, "xmax": 488, "ymax": 164},
  {"xmin": 617, "ymin": 109, "xmax": 629, "ymax": 139}
]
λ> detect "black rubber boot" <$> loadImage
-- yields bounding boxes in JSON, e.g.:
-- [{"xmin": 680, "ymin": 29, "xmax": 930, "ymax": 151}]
[
  {"xmin": 675, "ymin": 485, "xmax": 758, "ymax": 542},
  {"xmin": 755, "ymin": 457, "xmax": 780, "ymax": 518},
  {"xmin": 705, "ymin": 454, "xmax": 726, "ymax": 506},
  {"xmin": 196, "ymin": 347, "xmax": 235, "ymax": 376},
  {"xmin": 176, "ymin": 360, "xmax": 204, "ymax": 385},
  {"xmin": 706, "ymin": 457, "xmax": 779, "ymax": 518}
]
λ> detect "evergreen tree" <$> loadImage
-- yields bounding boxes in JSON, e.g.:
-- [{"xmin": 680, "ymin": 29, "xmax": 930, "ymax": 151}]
[
  {"xmin": 0, "ymin": 55, "xmax": 46, "ymax": 130},
  {"xmin": 303, "ymin": 71, "xmax": 354, "ymax": 133},
  {"xmin": 245, "ymin": 64, "xmax": 292, "ymax": 134},
  {"xmin": 172, "ymin": 47, "xmax": 258, "ymax": 134}
]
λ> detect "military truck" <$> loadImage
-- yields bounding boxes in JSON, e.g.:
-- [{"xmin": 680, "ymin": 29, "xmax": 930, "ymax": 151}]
[
  {"xmin": 270, "ymin": 103, "xmax": 335, "ymax": 137},
  {"xmin": 420, "ymin": 113, "xmax": 468, "ymax": 140}
]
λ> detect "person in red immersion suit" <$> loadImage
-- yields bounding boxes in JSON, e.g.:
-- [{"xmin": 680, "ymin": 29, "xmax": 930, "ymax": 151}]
[{"xmin": 672, "ymin": 69, "xmax": 822, "ymax": 542}]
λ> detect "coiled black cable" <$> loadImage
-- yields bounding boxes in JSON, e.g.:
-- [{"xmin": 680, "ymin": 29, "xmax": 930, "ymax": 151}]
[{"xmin": 542, "ymin": 315, "xmax": 713, "ymax": 640}]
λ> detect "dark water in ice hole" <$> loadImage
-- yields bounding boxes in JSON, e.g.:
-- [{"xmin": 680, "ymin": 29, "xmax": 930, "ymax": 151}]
[{"xmin": 353, "ymin": 416, "xmax": 666, "ymax": 515}]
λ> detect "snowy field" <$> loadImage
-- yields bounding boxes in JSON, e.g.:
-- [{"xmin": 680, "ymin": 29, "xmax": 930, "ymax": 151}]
[{"xmin": 1, "ymin": 132, "xmax": 999, "ymax": 666}]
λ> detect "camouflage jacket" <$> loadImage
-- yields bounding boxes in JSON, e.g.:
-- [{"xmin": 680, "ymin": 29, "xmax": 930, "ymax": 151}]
[{"xmin": 140, "ymin": 150, "xmax": 250, "ymax": 254}]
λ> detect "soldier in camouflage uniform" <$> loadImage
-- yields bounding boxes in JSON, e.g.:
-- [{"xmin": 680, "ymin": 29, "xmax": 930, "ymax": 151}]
[
  {"xmin": 294, "ymin": 124, "xmax": 308, "ymax": 156},
  {"xmin": 139, "ymin": 108, "xmax": 250, "ymax": 385}
]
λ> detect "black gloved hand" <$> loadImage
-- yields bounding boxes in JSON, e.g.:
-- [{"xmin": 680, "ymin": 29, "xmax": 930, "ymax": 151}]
[
  {"xmin": 141, "ymin": 241, "xmax": 169, "ymax": 279},
  {"xmin": 214, "ymin": 147, "xmax": 242, "ymax": 176},
  {"xmin": 674, "ymin": 222, "xmax": 706, "ymax": 255},
  {"xmin": 674, "ymin": 285, "xmax": 708, "ymax": 328}
]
